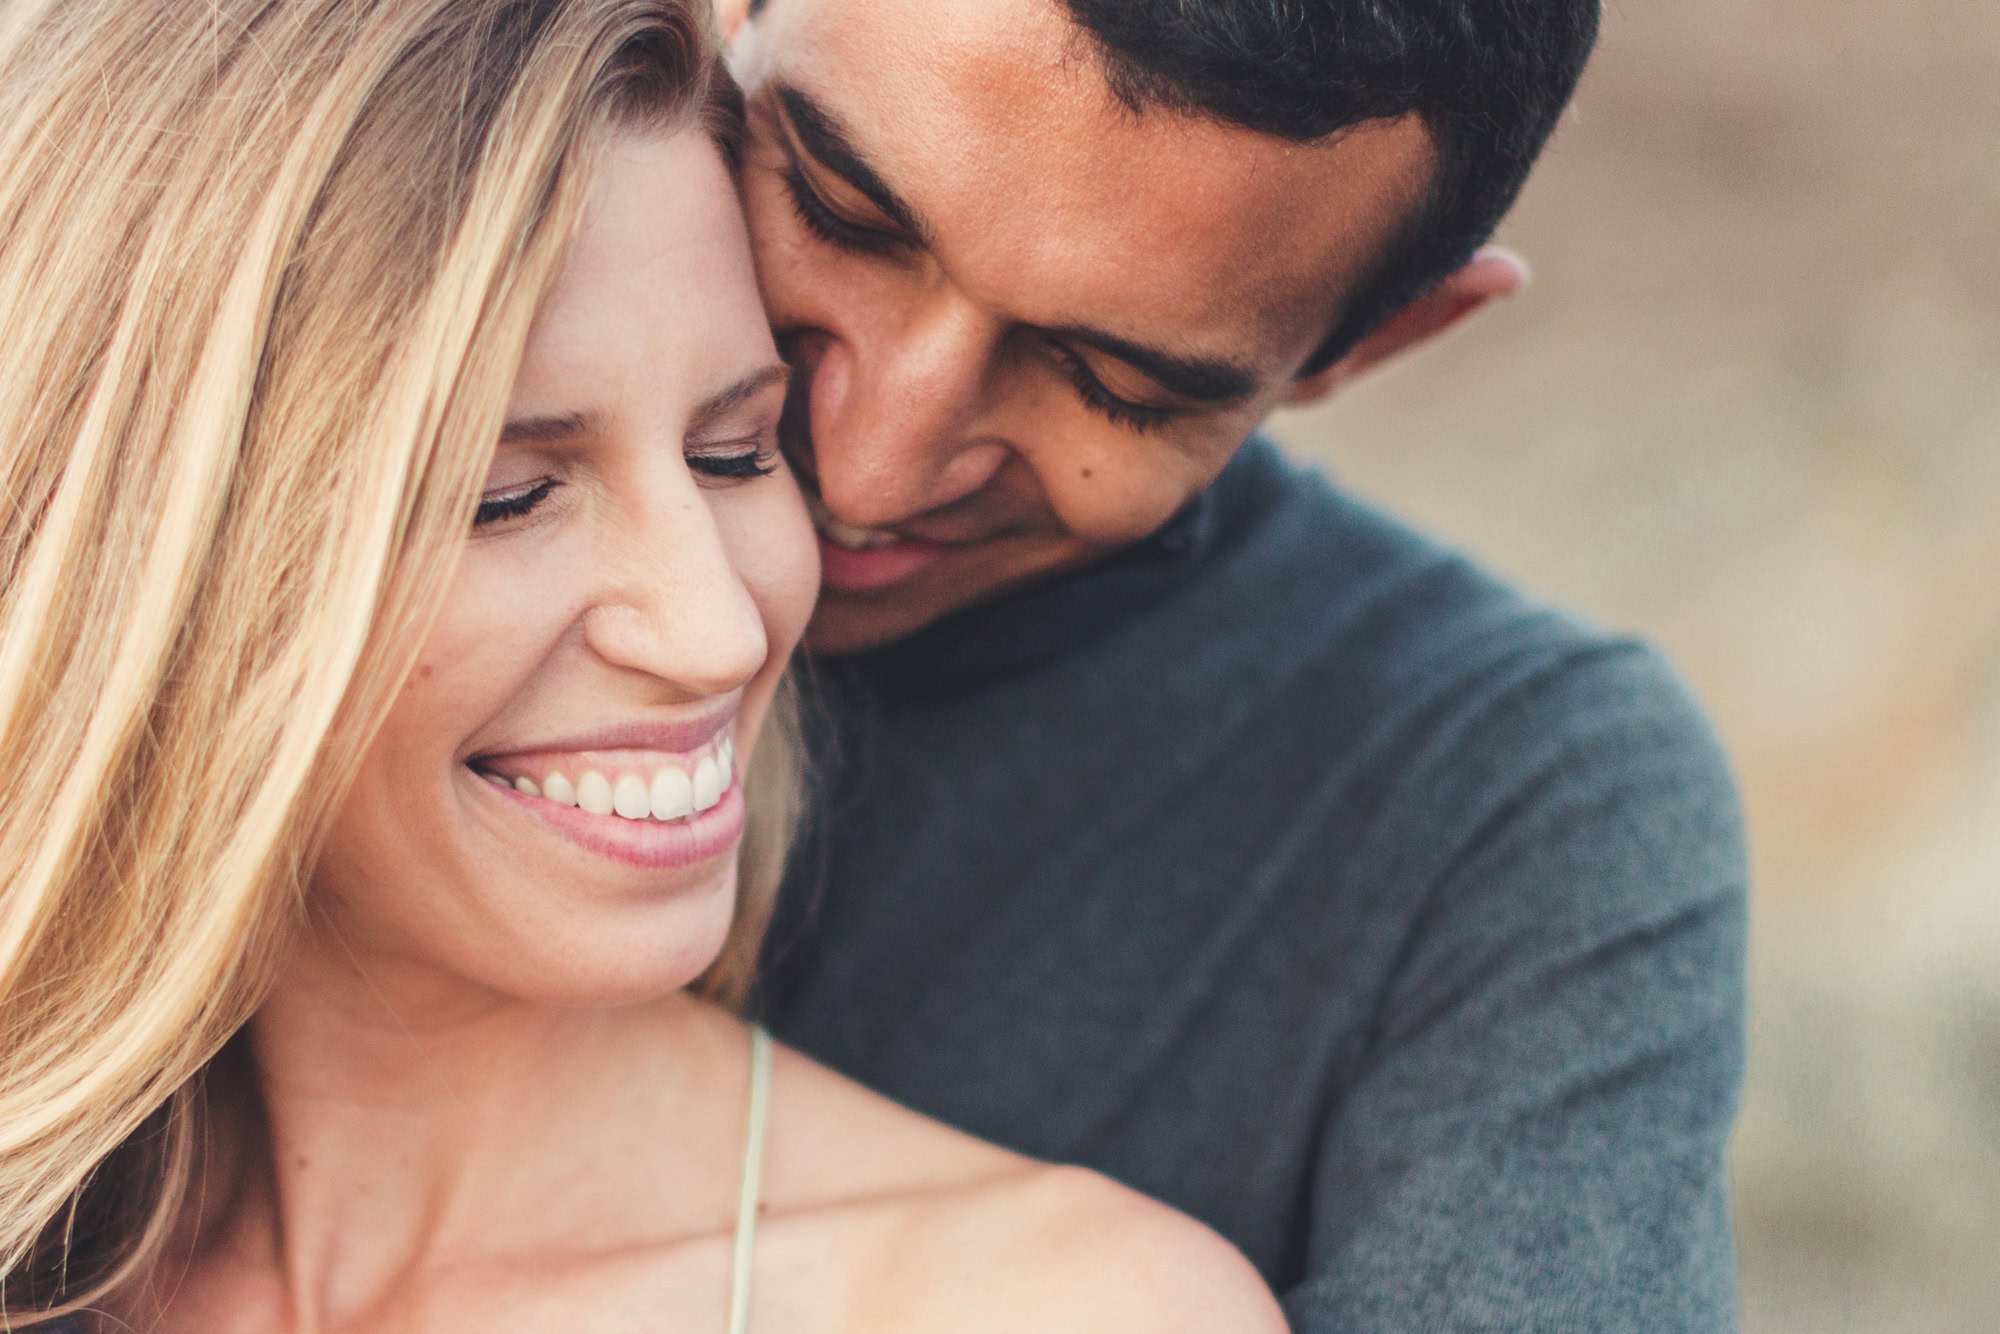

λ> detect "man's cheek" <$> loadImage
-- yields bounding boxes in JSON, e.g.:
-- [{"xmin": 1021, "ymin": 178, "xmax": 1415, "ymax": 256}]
[
  {"xmin": 1040, "ymin": 456, "xmax": 1214, "ymax": 548},
  {"xmin": 1050, "ymin": 489, "xmax": 1186, "ymax": 549}
]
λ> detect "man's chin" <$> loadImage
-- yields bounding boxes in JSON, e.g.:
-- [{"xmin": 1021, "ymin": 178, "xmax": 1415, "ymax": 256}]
[
  {"xmin": 804, "ymin": 598, "xmax": 938, "ymax": 656},
  {"xmin": 804, "ymin": 537, "xmax": 1103, "ymax": 656},
  {"xmin": 805, "ymin": 564, "xmax": 1004, "ymax": 654},
  {"xmin": 805, "ymin": 533, "xmax": 965, "ymax": 653}
]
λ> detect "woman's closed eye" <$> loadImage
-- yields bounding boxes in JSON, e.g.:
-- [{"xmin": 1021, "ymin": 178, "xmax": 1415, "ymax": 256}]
[
  {"xmin": 474, "ymin": 477, "xmax": 562, "ymax": 528},
  {"xmin": 473, "ymin": 439, "xmax": 776, "ymax": 528},
  {"xmin": 686, "ymin": 440, "xmax": 779, "ymax": 484}
]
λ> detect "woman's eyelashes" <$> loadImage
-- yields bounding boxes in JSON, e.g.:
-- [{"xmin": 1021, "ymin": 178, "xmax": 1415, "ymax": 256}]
[
  {"xmin": 686, "ymin": 443, "xmax": 779, "ymax": 483},
  {"xmin": 474, "ymin": 477, "xmax": 561, "ymax": 528},
  {"xmin": 473, "ymin": 441, "xmax": 778, "ymax": 528}
]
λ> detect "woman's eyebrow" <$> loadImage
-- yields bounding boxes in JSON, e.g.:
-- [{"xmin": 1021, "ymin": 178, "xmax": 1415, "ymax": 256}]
[
  {"xmin": 497, "ymin": 367, "xmax": 788, "ymax": 446},
  {"xmin": 687, "ymin": 363, "xmax": 792, "ymax": 435},
  {"xmin": 499, "ymin": 410, "xmax": 599, "ymax": 444}
]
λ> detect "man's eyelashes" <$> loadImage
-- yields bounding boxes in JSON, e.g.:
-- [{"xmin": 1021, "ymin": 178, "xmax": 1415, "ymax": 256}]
[
  {"xmin": 780, "ymin": 159, "xmax": 1178, "ymax": 437},
  {"xmin": 783, "ymin": 165, "xmax": 906, "ymax": 258},
  {"xmin": 1047, "ymin": 343, "xmax": 1178, "ymax": 435}
]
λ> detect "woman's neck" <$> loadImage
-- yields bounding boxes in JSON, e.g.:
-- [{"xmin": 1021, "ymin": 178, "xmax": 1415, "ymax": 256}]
[{"xmin": 168, "ymin": 939, "xmax": 751, "ymax": 1329}]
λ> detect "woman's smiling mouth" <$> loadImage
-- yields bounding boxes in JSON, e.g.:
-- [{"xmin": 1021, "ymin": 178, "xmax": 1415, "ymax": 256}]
[
  {"xmin": 465, "ymin": 721, "xmax": 747, "ymax": 870},
  {"xmin": 471, "ymin": 731, "xmax": 734, "ymax": 822}
]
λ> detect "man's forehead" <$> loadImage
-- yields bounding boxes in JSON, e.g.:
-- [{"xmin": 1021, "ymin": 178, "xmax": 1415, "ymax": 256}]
[{"xmin": 754, "ymin": 0, "xmax": 1434, "ymax": 370}]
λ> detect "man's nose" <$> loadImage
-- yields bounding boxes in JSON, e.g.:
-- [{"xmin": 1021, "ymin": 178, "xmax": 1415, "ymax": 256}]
[
  {"xmin": 803, "ymin": 293, "xmax": 1012, "ymax": 530},
  {"xmin": 581, "ymin": 493, "xmax": 769, "ymax": 700}
]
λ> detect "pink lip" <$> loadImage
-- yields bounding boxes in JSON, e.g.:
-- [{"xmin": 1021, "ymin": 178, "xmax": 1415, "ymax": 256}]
[
  {"xmin": 817, "ymin": 534, "xmax": 952, "ymax": 593},
  {"xmin": 473, "ymin": 709, "xmax": 735, "ymax": 766},
  {"xmin": 477, "ymin": 773, "xmax": 745, "ymax": 870}
]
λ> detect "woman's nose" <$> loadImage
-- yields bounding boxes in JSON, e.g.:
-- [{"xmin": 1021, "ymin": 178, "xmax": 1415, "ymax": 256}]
[{"xmin": 579, "ymin": 492, "xmax": 770, "ymax": 700}]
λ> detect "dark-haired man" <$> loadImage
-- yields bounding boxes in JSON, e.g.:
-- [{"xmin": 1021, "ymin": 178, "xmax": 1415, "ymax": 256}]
[{"xmin": 729, "ymin": 0, "xmax": 1747, "ymax": 1328}]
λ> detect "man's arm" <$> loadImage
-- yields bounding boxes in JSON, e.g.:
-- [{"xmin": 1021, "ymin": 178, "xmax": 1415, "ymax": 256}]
[{"xmin": 1283, "ymin": 642, "xmax": 1748, "ymax": 1333}]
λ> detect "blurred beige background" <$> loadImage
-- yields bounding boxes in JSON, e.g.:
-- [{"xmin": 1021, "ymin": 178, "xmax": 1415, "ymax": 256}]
[{"xmin": 1266, "ymin": 1, "xmax": 2000, "ymax": 1329}]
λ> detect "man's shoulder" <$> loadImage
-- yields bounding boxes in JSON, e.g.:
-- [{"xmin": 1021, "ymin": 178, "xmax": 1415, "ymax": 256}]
[
  {"xmin": 1128, "ymin": 442, "xmax": 1744, "ymax": 925},
  {"xmin": 1162, "ymin": 440, "xmax": 1590, "ymax": 669},
  {"xmin": 1151, "ymin": 440, "xmax": 1720, "ymax": 757}
]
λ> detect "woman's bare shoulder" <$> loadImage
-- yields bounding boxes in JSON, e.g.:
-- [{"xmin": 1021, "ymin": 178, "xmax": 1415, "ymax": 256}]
[
  {"xmin": 764, "ymin": 1042, "xmax": 1283, "ymax": 1333},
  {"xmin": 761, "ymin": 1038, "xmax": 1034, "ymax": 1204},
  {"xmin": 929, "ymin": 1164, "xmax": 1287, "ymax": 1334}
]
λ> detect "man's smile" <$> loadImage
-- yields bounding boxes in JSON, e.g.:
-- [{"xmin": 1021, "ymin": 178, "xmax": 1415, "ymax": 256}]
[{"xmin": 802, "ymin": 496, "xmax": 951, "ymax": 594}]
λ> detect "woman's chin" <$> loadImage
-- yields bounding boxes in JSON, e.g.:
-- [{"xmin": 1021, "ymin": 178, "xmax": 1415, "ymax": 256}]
[
  {"xmin": 315, "ymin": 861, "xmax": 740, "ymax": 1012},
  {"xmin": 413, "ymin": 775, "xmax": 752, "ymax": 1005},
  {"xmin": 480, "ymin": 889, "xmax": 739, "ymax": 1009}
]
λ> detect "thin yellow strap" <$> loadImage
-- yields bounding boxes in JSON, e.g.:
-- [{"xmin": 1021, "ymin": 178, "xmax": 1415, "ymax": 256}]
[{"xmin": 726, "ymin": 1025, "xmax": 773, "ymax": 1334}]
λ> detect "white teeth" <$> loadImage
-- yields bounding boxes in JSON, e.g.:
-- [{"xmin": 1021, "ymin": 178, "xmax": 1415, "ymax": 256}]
[
  {"xmin": 692, "ymin": 755, "xmax": 722, "ymax": 812},
  {"xmin": 480, "ymin": 770, "xmax": 511, "ymax": 788},
  {"xmin": 612, "ymin": 773, "xmax": 651, "ymax": 820},
  {"xmin": 823, "ymin": 516, "xmax": 894, "ymax": 551},
  {"xmin": 575, "ymin": 771, "xmax": 614, "ymax": 816},
  {"xmin": 507, "ymin": 740, "xmax": 732, "ymax": 822},
  {"xmin": 807, "ymin": 493, "xmax": 897, "ymax": 551},
  {"xmin": 650, "ymin": 767, "xmax": 694, "ymax": 821}
]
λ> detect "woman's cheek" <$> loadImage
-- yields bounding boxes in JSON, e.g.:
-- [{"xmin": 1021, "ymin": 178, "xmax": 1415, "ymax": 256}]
[
  {"xmin": 732, "ymin": 473, "xmax": 820, "ymax": 666},
  {"xmin": 701, "ymin": 481, "xmax": 813, "ymax": 778},
  {"xmin": 428, "ymin": 536, "xmax": 578, "ymax": 681}
]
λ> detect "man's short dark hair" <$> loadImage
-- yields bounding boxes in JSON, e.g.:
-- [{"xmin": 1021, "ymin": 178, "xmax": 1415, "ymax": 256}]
[{"xmin": 1059, "ymin": 0, "xmax": 1601, "ymax": 376}]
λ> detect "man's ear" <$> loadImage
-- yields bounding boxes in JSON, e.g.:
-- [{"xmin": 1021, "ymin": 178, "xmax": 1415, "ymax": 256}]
[
  {"xmin": 714, "ymin": 0, "xmax": 751, "ymax": 40},
  {"xmin": 1284, "ymin": 247, "xmax": 1529, "ymax": 407}
]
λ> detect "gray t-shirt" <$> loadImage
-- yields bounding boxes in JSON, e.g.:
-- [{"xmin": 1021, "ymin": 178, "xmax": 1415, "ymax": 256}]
[{"xmin": 759, "ymin": 438, "xmax": 1747, "ymax": 1332}]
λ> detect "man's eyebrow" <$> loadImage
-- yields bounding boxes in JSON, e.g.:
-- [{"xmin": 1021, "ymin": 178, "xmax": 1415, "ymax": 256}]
[
  {"xmin": 500, "ymin": 410, "xmax": 598, "ymax": 444},
  {"xmin": 774, "ymin": 82, "xmax": 931, "ymax": 245},
  {"xmin": 1050, "ymin": 326, "xmax": 1260, "ymax": 404},
  {"xmin": 687, "ymin": 363, "xmax": 792, "ymax": 435}
]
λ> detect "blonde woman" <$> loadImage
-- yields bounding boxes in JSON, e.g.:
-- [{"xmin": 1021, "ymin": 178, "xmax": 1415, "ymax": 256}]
[{"xmin": 0, "ymin": 0, "xmax": 1281, "ymax": 1329}]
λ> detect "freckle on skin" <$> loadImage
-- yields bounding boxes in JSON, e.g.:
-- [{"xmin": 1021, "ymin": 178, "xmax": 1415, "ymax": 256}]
[{"xmin": 1081, "ymin": 468, "xmax": 1093, "ymax": 479}]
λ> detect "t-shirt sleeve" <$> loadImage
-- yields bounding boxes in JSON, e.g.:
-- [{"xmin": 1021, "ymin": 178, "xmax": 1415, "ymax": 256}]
[{"xmin": 1282, "ymin": 641, "xmax": 1748, "ymax": 1334}]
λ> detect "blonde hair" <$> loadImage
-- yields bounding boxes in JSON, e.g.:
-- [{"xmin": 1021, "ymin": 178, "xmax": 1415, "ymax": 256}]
[{"xmin": 0, "ymin": 0, "xmax": 795, "ymax": 1318}]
